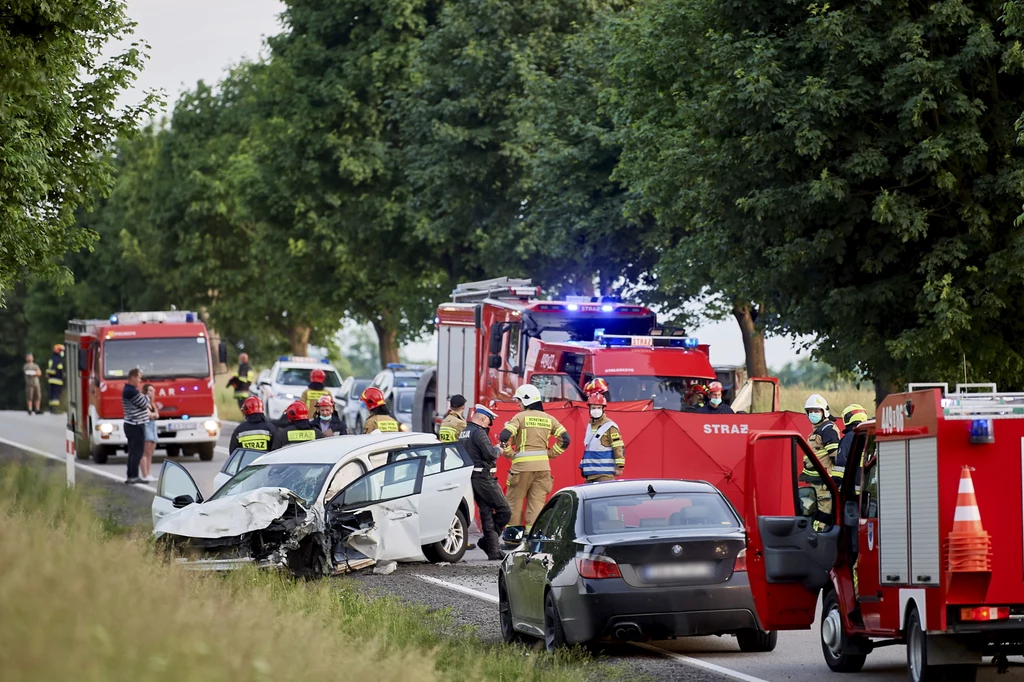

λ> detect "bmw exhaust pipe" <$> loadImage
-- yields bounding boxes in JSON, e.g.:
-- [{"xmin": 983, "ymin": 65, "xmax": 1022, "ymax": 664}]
[{"xmin": 613, "ymin": 623, "xmax": 643, "ymax": 641}]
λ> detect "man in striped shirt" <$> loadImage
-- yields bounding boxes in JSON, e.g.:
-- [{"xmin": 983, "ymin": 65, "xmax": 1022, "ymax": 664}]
[{"xmin": 122, "ymin": 368, "xmax": 150, "ymax": 484}]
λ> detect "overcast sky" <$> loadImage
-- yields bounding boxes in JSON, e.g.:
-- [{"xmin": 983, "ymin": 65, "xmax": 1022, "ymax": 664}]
[{"xmin": 113, "ymin": 0, "xmax": 808, "ymax": 369}]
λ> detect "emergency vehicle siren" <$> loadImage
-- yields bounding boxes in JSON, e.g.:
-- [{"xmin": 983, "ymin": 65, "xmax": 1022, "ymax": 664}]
[{"xmin": 945, "ymin": 466, "xmax": 992, "ymax": 573}]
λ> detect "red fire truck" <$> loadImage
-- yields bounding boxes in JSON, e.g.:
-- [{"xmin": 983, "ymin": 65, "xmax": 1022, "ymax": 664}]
[
  {"xmin": 743, "ymin": 383, "xmax": 1024, "ymax": 682},
  {"xmin": 65, "ymin": 311, "xmax": 228, "ymax": 463}
]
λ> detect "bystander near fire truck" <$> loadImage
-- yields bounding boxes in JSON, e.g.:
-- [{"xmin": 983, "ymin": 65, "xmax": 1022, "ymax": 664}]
[
  {"xmin": 64, "ymin": 311, "xmax": 227, "ymax": 463},
  {"xmin": 743, "ymin": 383, "xmax": 1024, "ymax": 682}
]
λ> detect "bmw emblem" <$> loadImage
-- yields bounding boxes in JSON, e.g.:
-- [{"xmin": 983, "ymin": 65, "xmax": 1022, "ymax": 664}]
[{"xmin": 671, "ymin": 545, "xmax": 683, "ymax": 557}]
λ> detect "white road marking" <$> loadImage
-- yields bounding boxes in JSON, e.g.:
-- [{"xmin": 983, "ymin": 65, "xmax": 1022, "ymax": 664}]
[
  {"xmin": 415, "ymin": 574, "xmax": 500, "ymax": 603},
  {"xmin": 0, "ymin": 435, "xmax": 158, "ymax": 494},
  {"xmin": 631, "ymin": 643, "xmax": 772, "ymax": 682},
  {"xmin": 216, "ymin": 446, "xmax": 229, "ymax": 455},
  {"xmin": 414, "ymin": 574, "xmax": 772, "ymax": 682}
]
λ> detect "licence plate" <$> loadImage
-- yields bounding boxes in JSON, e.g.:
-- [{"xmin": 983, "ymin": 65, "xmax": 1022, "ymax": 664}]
[
  {"xmin": 640, "ymin": 562, "xmax": 715, "ymax": 581},
  {"xmin": 168, "ymin": 422, "xmax": 197, "ymax": 431}
]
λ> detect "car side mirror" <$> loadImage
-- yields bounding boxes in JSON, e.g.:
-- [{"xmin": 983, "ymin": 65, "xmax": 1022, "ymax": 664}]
[
  {"xmin": 488, "ymin": 354, "xmax": 502, "ymax": 370},
  {"xmin": 218, "ymin": 342, "xmax": 228, "ymax": 365},
  {"xmin": 489, "ymin": 324, "xmax": 505, "ymax": 355},
  {"xmin": 172, "ymin": 494, "xmax": 196, "ymax": 509},
  {"xmin": 78, "ymin": 348, "xmax": 87, "ymax": 373},
  {"xmin": 844, "ymin": 500, "xmax": 859, "ymax": 528}
]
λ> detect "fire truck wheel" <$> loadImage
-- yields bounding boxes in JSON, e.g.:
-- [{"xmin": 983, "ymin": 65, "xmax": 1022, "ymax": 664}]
[
  {"xmin": 736, "ymin": 628, "xmax": 777, "ymax": 652},
  {"xmin": 165, "ymin": 446, "xmax": 181, "ymax": 458},
  {"xmin": 820, "ymin": 590, "xmax": 867, "ymax": 672},
  {"xmin": 905, "ymin": 606, "xmax": 973, "ymax": 682},
  {"xmin": 91, "ymin": 445, "xmax": 113, "ymax": 465},
  {"xmin": 197, "ymin": 444, "xmax": 215, "ymax": 461}
]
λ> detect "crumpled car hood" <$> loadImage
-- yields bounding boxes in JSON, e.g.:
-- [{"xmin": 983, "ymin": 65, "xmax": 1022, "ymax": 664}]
[{"xmin": 153, "ymin": 487, "xmax": 315, "ymax": 539}]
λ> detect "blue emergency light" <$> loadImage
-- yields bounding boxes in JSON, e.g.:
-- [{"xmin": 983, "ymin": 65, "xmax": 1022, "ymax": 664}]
[
  {"xmin": 567, "ymin": 304, "xmax": 579, "ymax": 312},
  {"xmin": 185, "ymin": 312, "xmax": 195, "ymax": 323},
  {"xmin": 601, "ymin": 304, "xmax": 614, "ymax": 312},
  {"xmin": 387, "ymin": 363, "xmax": 405, "ymax": 369},
  {"xmin": 970, "ymin": 418, "xmax": 994, "ymax": 444},
  {"xmin": 109, "ymin": 314, "xmax": 119, "ymax": 325},
  {"xmin": 320, "ymin": 358, "xmax": 330, "ymax": 364}
]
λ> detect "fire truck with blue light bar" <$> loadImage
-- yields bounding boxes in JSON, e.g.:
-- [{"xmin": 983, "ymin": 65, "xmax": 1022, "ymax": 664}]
[
  {"xmin": 64, "ymin": 311, "xmax": 228, "ymax": 464},
  {"xmin": 741, "ymin": 383, "xmax": 1024, "ymax": 682}
]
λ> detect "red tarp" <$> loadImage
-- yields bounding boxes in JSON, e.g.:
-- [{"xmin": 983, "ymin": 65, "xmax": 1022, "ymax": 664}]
[{"xmin": 492, "ymin": 401, "xmax": 812, "ymax": 521}]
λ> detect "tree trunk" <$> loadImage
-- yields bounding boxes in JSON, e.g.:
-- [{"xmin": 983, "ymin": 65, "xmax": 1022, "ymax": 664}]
[
  {"xmin": 372, "ymin": 319, "xmax": 400, "ymax": 368},
  {"xmin": 733, "ymin": 302, "xmax": 769, "ymax": 377},
  {"xmin": 288, "ymin": 324, "xmax": 311, "ymax": 357},
  {"xmin": 873, "ymin": 375, "xmax": 900, "ymax": 409}
]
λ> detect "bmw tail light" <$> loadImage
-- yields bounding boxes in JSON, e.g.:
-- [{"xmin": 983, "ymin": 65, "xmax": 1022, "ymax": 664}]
[
  {"xmin": 577, "ymin": 555, "xmax": 622, "ymax": 579},
  {"xmin": 733, "ymin": 549, "xmax": 747, "ymax": 572}
]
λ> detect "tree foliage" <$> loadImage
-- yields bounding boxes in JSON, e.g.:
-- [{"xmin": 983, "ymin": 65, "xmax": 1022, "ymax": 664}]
[{"xmin": 0, "ymin": 0, "xmax": 156, "ymax": 299}]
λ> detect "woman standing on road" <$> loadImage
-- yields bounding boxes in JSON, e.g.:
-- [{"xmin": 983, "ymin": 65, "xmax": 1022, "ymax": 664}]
[{"xmin": 141, "ymin": 383, "xmax": 159, "ymax": 482}]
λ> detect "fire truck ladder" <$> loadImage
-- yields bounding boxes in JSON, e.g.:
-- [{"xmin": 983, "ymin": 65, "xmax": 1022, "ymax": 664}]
[
  {"xmin": 450, "ymin": 277, "xmax": 539, "ymax": 304},
  {"xmin": 909, "ymin": 382, "xmax": 1024, "ymax": 419}
]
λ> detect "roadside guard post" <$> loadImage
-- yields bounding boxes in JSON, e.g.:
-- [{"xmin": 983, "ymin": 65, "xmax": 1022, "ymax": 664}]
[{"xmin": 65, "ymin": 426, "xmax": 75, "ymax": 488}]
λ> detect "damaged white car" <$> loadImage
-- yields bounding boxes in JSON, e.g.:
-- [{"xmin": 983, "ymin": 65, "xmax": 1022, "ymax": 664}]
[{"xmin": 151, "ymin": 434, "xmax": 474, "ymax": 576}]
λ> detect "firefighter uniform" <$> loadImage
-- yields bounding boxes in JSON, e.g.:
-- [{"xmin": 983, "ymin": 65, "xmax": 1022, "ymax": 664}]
[
  {"xmin": 364, "ymin": 413, "xmax": 400, "ymax": 434},
  {"xmin": 301, "ymin": 384, "xmax": 331, "ymax": 416},
  {"xmin": 499, "ymin": 408, "xmax": 570, "ymax": 529},
  {"xmin": 802, "ymin": 418, "xmax": 841, "ymax": 528},
  {"xmin": 270, "ymin": 419, "xmax": 323, "ymax": 449},
  {"xmin": 227, "ymin": 362, "xmax": 255, "ymax": 407},
  {"xmin": 439, "ymin": 409, "xmax": 467, "ymax": 442},
  {"xmin": 228, "ymin": 414, "xmax": 278, "ymax": 452},
  {"xmin": 459, "ymin": 415, "xmax": 510, "ymax": 560},
  {"xmin": 580, "ymin": 415, "xmax": 625, "ymax": 483},
  {"xmin": 46, "ymin": 349, "xmax": 64, "ymax": 412}
]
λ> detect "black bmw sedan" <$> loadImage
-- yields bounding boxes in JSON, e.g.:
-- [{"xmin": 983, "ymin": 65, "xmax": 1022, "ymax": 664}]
[{"xmin": 498, "ymin": 479, "xmax": 777, "ymax": 652}]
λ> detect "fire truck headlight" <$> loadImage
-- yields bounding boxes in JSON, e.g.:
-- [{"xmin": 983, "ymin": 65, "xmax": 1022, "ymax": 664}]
[
  {"xmin": 203, "ymin": 420, "xmax": 219, "ymax": 434},
  {"xmin": 399, "ymin": 423, "xmax": 410, "ymax": 432},
  {"xmin": 98, "ymin": 423, "xmax": 114, "ymax": 435}
]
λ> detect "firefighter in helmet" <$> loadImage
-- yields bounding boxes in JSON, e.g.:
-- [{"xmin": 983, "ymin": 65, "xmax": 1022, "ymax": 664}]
[
  {"xmin": 229, "ymin": 397, "xmax": 278, "ymax": 452},
  {"xmin": 312, "ymin": 393, "xmax": 347, "ymax": 436},
  {"xmin": 46, "ymin": 344, "xmax": 65, "ymax": 413},
  {"xmin": 438, "ymin": 394, "xmax": 468, "ymax": 442},
  {"xmin": 579, "ymin": 393, "xmax": 625, "ymax": 482},
  {"xmin": 270, "ymin": 400, "xmax": 323, "ymax": 449},
  {"xmin": 361, "ymin": 387, "xmax": 400, "ymax": 434},
  {"xmin": 499, "ymin": 384, "xmax": 570, "ymax": 546},
  {"xmin": 685, "ymin": 384, "xmax": 707, "ymax": 411},
  {"xmin": 583, "ymin": 377, "xmax": 609, "ymax": 399},
  {"xmin": 301, "ymin": 368, "xmax": 331, "ymax": 416},
  {"xmin": 226, "ymin": 352, "xmax": 254, "ymax": 408},
  {"xmin": 802, "ymin": 393, "xmax": 840, "ymax": 530},
  {"xmin": 697, "ymin": 381, "xmax": 734, "ymax": 414},
  {"xmin": 836, "ymin": 403, "xmax": 869, "ymax": 489}
]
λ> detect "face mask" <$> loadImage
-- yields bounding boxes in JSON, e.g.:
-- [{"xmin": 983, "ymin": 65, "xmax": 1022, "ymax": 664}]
[
  {"xmin": 710, "ymin": 398, "xmax": 722, "ymax": 407},
  {"xmin": 589, "ymin": 408, "xmax": 603, "ymax": 419},
  {"xmin": 808, "ymin": 412, "xmax": 823, "ymax": 425}
]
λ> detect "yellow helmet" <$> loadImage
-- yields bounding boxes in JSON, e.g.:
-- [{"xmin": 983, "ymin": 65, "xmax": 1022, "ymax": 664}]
[{"xmin": 842, "ymin": 404, "xmax": 868, "ymax": 425}]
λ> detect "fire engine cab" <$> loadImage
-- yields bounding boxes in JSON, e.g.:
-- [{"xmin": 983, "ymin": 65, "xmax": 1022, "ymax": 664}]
[
  {"xmin": 744, "ymin": 383, "xmax": 1024, "ymax": 682},
  {"xmin": 65, "ymin": 311, "xmax": 228, "ymax": 464},
  {"xmin": 412, "ymin": 277, "xmax": 718, "ymax": 431}
]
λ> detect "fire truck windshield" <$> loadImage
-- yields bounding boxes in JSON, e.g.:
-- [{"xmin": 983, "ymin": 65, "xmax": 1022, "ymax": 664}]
[
  {"xmin": 104, "ymin": 337, "xmax": 211, "ymax": 380},
  {"xmin": 599, "ymin": 375, "xmax": 703, "ymax": 410}
]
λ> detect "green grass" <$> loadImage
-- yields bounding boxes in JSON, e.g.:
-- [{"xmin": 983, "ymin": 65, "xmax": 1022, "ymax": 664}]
[
  {"xmin": 215, "ymin": 382, "xmax": 244, "ymax": 422},
  {"xmin": 0, "ymin": 463, "xmax": 620, "ymax": 682},
  {"xmin": 778, "ymin": 384, "xmax": 876, "ymax": 416}
]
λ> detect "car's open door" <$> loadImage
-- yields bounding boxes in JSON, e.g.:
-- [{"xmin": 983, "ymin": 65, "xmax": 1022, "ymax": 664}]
[
  {"xmin": 743, "ymin": 431, "xmax": 841, "ymax": 629},
  {"xmin": 325, "ymin": 457, "xmax": 426, "ymax": 565},
  {"xmin": 152, "ymin": 460, "xmax": 204, "ymax": 527}
]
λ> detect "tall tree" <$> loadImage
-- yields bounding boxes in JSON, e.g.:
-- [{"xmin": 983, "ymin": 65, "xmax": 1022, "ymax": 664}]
[
  {"xmin": 0, "ymin": 0, "xmax": 156, "ymax": 300},
  {"xmin": 610, "ymin": 0, "xmax": 1024, "ymax": 395}
]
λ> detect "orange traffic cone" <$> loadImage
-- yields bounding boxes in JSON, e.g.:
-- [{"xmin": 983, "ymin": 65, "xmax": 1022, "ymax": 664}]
[{"xmin": 945, "ymin": 466, "xmax": 992, "ymax": 573}]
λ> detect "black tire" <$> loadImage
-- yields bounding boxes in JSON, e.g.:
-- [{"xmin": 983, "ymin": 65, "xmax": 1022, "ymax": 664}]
[
  {"xmin": 907, "ymin": 606, "xmax": 950, "ymax": 682},
  {"xmin": 544, "ymin": 590, "xmax": 568, "ymax": 652},
  {"xmin": 197, "ymin": 443, "xmax": 215, "ymax": 461},
  {"xmin": 820, "ymin": 590, "xmax": 867, "ymax": 672},
  {"xmin": 736, "ymin": 628, "xmax": 778, "ymax": 653},
  {"xmin": 91, "ymin": 445, "xmax": 112, "ymax": 465},
  {"xmin": 498, "ymin": 575, "xmax": 527, "ymax": 644},
  {"xmin": 424, "ymin": 509, "xmax": 468, "ymax": 563},
  {"xmin": 165, "ymin": 446, "xmax": 181, "ymax": 458}
]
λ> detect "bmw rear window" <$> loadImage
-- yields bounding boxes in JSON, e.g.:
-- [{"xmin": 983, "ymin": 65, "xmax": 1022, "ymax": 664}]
[{"xmin": 584, "ymin": 492, "xmax": 739, "ymax": 535}]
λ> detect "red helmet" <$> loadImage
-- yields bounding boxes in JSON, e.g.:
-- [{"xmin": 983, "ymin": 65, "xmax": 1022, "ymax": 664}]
[
  {"xmin": 361, "ymin": 386, "xmax": 386, "ymax": 410},
  {"xmin": 587, "ymin": 393, "xmax": 607, "ymax": 406},
  {"xmin": 240, "ymin": 396, "xmax": 264, "ymax": 417},
  {"xmin": 310, "ymin": 368, "xmax": 326, "ymax": 384},
  {"xmin": 316, "ymin": 394, "xmax": 335, "ymax": 408},
  {"xmin": 285, "ymin": 400, "xmax": 308, "ymax": 422},
  {"xmin": 686, "ymin": 384, "xmax": 707, "ymax": 398},
  {"xmin": 708, "ymin": 381, "xmax": 724, "ymax": 393},
  {"xmin": 584, "ymin": 378, "xmax": 609, "ymax": 396}
]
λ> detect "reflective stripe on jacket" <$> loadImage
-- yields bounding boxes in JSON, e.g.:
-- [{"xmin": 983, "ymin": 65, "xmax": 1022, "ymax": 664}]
[{"xmin": 580, "ymin": 420, "xmax": 619, "ymax": 477}]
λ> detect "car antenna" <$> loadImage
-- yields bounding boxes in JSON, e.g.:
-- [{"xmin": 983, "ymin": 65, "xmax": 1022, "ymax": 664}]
[{"xmin": 647, "ymin": 484, "xmax": 657, "ymax": 498}]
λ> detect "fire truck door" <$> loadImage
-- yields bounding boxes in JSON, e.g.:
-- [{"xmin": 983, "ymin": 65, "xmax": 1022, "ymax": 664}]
[
  {"xmin": 855, "ymin": 454, "xmax": 885, "ymax": 630},
  {"xmin": 744, "ymin": 432, "xmax": 841, "ymax": 629}
]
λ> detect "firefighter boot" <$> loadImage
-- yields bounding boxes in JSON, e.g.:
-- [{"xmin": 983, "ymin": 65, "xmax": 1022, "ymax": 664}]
[{"xmin": 485, "ymin": 530, "xmax": 504, "ymax": 561}]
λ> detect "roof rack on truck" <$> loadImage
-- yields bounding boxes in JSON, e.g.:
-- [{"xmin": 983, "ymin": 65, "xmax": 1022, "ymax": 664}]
[
  {"xmin": 450, "ymin": 277, "xmax": 539, "ymax": 304},
  {"xmin": 908, "ymin": 382, "xmax": 1024, "ymax": 419}
]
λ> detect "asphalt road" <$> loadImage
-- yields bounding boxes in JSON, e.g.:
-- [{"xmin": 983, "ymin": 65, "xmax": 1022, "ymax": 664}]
[{"xmin": 2, "ymin": 409, "xmax": 1022, "ymax": 682}]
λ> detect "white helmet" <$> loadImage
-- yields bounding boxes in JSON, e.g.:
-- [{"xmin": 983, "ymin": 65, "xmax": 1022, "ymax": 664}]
[
  {"xmin": 513, "ymin": 384, "xmax": 542, "ymax": 405},
  {"xmin": 804, "ymin": 393, "xmax": 830, "ymax": 416}
]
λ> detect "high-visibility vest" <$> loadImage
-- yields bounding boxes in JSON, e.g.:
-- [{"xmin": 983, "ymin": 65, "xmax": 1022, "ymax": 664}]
[{"xmin": 580, "ymin": 421, "xmax": 619, "ymax": 478}]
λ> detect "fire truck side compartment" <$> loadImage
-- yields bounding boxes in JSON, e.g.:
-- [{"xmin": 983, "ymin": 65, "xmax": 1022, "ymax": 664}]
[
  {"xmin": 879, "ymin": 439, "xmax": 909, "ymax": 585},
  {"xmin": 437, "ymin": 323, "xmax": 476, "ymax": 414},
  {"xmin": 909, "ymin": 437, "xmax": 940, "ymax": 586}
]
